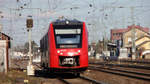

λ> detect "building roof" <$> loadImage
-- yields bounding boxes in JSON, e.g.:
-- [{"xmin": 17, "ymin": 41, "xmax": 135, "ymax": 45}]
[
  {"xmin": 0, "ymin": 32, "xmax": 12, "ymax": 48},
  {"xmin": 111, "ymin": 28, "xmax": 126, "ymax": 33},
  {"xmin": 0, "ymin": 32, "xmax": 12, "ymax": 40},
  {"xmin": 127, "ymin": 25, "xmax": 149, "ymax": 32},
  {"xmin": 124, "ymin": 25, "xmax": 149, "ymax": 34},
  {"xmin": 135, "ymin": 35, "xmax": 150, "ymax": 42},
  {"xmin": 136, "ymin": 41, "xmax": 150, "ymax": 48},
  {"xmin": 111, "ymin": 25, "xmax": 149, "ymax": 34}
]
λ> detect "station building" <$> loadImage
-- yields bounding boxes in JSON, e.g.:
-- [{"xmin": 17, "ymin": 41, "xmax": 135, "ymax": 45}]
[
  {"xmin": 111, "ymin": 25, "xmax": 150, "ymax": 59},
  {"xmin": 135, "ymin": 36, "xmax": 150, "ymax": 59},
  {"xmin": 111, "ymin": 25, "xmax": 149, "ymax": 46}
]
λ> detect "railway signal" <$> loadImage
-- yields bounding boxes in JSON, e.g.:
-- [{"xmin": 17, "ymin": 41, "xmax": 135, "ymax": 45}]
[
  {"xmin": 26, "ymin": 15, "xmax": 35, "ymax": 76},
  {"xmin": 26, "ymin": 18, "xmax": 33, "ymax": 28}
]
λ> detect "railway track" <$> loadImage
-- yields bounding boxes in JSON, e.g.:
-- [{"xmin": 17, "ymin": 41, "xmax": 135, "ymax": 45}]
[
  {"xmin": 58, "ymin": 75, "xmax": 106, "ymax": 84},
  {"xmin": 89, "ymin": 65, "xmax": 150, "ymax": 81},
  {"xmin": 79, "ymin": 75, "xmax": 106, "ymax": 84},
  {"xmin": 58, "ymin": 78, "xmax": 71, "ymax": 84},
  {"xmin": 119, "ymin": 59, "xmax": 150, "ymax": 64},
  {"xmin": 90, "ymin": 62, "xmax": 150, "ymax": 70},
  {"xmin": 35, "ymin": 69, "xmax": 106, "ymax": 84}
]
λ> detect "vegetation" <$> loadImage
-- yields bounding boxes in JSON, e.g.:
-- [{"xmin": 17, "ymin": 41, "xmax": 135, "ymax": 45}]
[{"xmin": 0, "ymin": 70, "xmax": 42, "ymax": 84}]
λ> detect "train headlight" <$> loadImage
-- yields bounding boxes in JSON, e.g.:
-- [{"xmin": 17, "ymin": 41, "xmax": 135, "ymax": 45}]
[
  {"xmin": 57, "ymin": 50, "xmax": 60, "ymax": 53},
  {"xmin": 68, "ymin": 52, "xmax": 74, "ymax": 56},
  {"xmin": 78, "ymin": 50, "xmax": 81, "ymax": 53},
  {"xmin": 66, "ymin": 21, "xmax": 69, "ymax": 24},
  {"xmin": 60, "ymin": 53, "xmax": 63, "ymax": 55}
]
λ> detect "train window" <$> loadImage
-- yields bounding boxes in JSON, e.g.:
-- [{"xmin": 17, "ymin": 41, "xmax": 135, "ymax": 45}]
[
  {"xmin": 56, "ymin": 35, "xmax": 80, "ymax": 44},
  {"xmin": 54, "ymin": 25, "xmax": 82, "ymax": 48},
  {"xmin": 55, "ymin": 34, "xmax": 81, "ymax": 48},
  {"xmin": 55, "ymin": 29, "xmax": 81, "ymax": 34}
]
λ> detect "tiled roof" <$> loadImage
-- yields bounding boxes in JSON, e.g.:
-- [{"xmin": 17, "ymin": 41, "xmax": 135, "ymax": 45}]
[{"xmin": 111, "ymin": 25, "xmax": 149, "ymax": 33}]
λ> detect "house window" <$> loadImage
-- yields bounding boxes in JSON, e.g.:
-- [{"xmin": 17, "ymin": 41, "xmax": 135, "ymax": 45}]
[{"xmin": 128, "ymin": 37, "xmax": 132, "ymax": 44}]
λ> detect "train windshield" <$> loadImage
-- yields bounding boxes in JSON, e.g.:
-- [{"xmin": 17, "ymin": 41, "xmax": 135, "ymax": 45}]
[{"xmin": 54, "ymin": 25, "xmax": 82, "ymax": 48}]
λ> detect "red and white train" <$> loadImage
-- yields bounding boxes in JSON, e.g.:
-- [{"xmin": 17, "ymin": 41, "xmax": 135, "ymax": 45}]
[{"xmin": 40, "ymin": 19, "xmax": 88, "ymax": 75}]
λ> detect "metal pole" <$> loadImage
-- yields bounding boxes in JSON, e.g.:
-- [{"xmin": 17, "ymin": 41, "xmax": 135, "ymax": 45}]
[
  {"xmin": 131, "ymin": 7, "xmax": 136, "ymax": 59},
  {"xmin": 27, "ymin": 28, "xmax": 34, "ymax": 76},
  {"xmin": 132, "ymin": 26, "xmax": 136, "ymax": 59},
  {"xmin": 27, "ymin": 16, "xmax": 34, "ymax": 76},
  {"xmin": 29, "ymin": 29, "xmax": 32, "ymax": 65}
]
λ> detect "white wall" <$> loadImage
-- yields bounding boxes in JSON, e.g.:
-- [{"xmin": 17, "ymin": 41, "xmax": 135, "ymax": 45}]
[{"xmin": 0, "ymin": 40, "xmax": 7, "ymax": 72}]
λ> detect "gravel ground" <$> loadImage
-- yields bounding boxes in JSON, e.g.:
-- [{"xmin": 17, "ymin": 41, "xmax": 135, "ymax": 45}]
[
  {"xmin": 1, "ymin": 69, "xmax": 150, "ymax": 84},
  {"xmin": 3, "ymin": 58, "xmax": 149, "ymax": 84},
  {"xmin": 83, "ymin": 69, "xmax": 150, "ymax": 84},
  {"xmin": 88, "ymin": 58, "xmax": 150, "ymax": 84}
]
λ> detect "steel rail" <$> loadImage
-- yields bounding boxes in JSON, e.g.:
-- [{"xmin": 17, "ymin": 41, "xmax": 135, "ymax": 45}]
[
  {"xmin": 58, "ymin": 75, "xmax": 107, "ymax": 84},
  {"xmin": 90, "ymin": 62, "xmax": 150, "ymax": 70},
  {"xmin": 58, "ymin": 78, "xmax": 71, "ymax": 84},
  {"xmin": 79, "ymin": 75, "xmax": 107, "ymax": 84},
  {"xmin": 89, "ymin": 66, "xmax": 150, "ymax": 81},
  {"xmin": 90, "ymin": 66, "xmax": 150, "ymax": 77},
  {"xmin": 119, "ymin": 60, "xmax": 150, "ymax": 64}
]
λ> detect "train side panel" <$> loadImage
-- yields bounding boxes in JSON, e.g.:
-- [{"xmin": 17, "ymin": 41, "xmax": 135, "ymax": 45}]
[
  {"xmin": 48, "ymin": 23, "xmax": 59, "ymax": 68},
  {"xmin": 80, "ymin": 22, "xmax": 88, "ymax": 67}
]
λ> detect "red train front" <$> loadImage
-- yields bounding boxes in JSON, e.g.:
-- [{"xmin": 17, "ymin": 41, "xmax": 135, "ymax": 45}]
[{"xmin": 40, "ymin": 19, "xmax": 88, "ymax": 74}]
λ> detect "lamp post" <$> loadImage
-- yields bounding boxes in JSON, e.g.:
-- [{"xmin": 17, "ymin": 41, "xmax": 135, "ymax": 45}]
[{"xmin": 26, "ymin": 15, "xmax": 34, "ymax": 76}]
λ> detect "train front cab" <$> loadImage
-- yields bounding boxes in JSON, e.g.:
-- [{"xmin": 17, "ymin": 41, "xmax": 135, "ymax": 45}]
[{"xmin": 48, "ymin": 21, "xmax": 88, "ymax": 73}]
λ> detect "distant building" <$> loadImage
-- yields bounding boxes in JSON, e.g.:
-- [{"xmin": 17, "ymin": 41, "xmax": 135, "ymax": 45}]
[
  {"xmin": 123, "ymin": 26, "xmax": 149, "ymax": 48},
  {"xmin": 123, "ymin": 26, "xmax": 150, "ymax": 59},
  {"xmin": 0, "ymin": 32, "xmax": 11, "ymax": 48},
  {"xmin": 135, "ymin": 36, "xmax": 150, "ymax": 47},
  {"xmin": 111, "ymin": 25, "xmax": 149, "ymax": 47},
  {"xmin": 135, "ymin": 36, "xmax": 150, "ymax": 59},
  {"xmin": 0, "ymin": 32, "xmax": 12, "ymax": 73},
  {"xmin": 111, "ymin": 28, "xmax": 126, "ymax": 42}
]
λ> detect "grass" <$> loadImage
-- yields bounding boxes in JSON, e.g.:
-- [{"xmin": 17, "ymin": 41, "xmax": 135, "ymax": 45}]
[{"xmin": 0, "ymin": 69, "xmax": 42, "ymax": 84}]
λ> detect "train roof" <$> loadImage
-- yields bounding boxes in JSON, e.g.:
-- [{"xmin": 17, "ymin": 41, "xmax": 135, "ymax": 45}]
[{"xmin": 52, "ymin": 19, "xmax": 83, "ymax": 25}]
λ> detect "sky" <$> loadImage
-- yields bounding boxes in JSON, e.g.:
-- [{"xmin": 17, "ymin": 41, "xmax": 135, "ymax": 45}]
[{"xmin": 0, "ymin": 0, "xmax": 150, "ymax": 46}]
